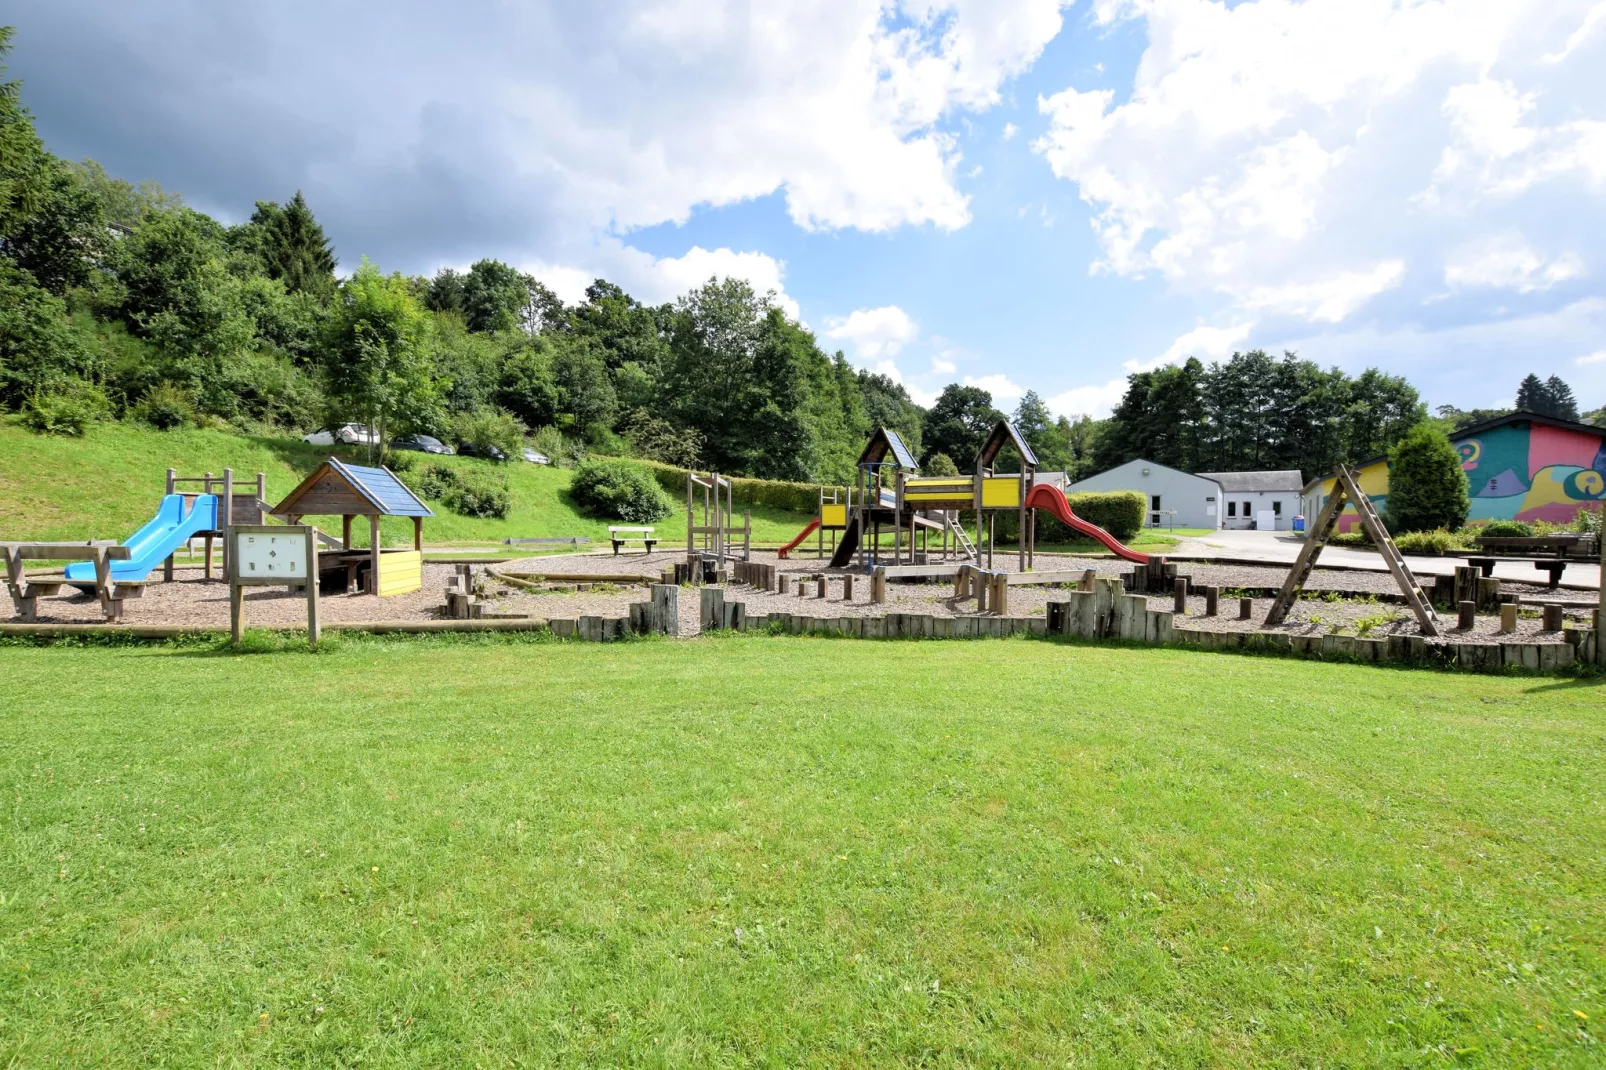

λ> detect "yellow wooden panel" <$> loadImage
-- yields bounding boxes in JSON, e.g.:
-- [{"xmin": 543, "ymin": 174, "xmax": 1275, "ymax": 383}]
[
  {"xmin": 377, "ymin": 550, "xmax": 422, "ymax": 597},
  {"xmin": 981, "ymin": 477, "xmax": 1020, "ymax": 508},
  {"xmin": 821, "ymin": 504, "xmax": 848, "ymax": 529}
]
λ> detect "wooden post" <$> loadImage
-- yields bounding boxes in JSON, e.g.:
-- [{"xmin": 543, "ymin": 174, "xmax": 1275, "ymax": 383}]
[
  {"xmin": 342, "ymin": 514, "xmax": 353, "ymax": 550},
  {"xmin": 1204, "ymin": 586, "xmax": 1219, "ymax": 617},
  {"xmin": 369, "ymin": 514, "xmax": 381, "ymax": 594},
  {"xmin": 1079, "ymin": 569, "xmax": 1096, "ymax": 592},
  {"xmin": 778, "ymin": 574, "xmax": 790, "ymax": 595},
  {"xmin": 230, "ymin": 583, "xmax": 245, "ymax": 643},
  {"xmin": 1239, "ymin": 596, "xmax": 1252, "ymax": 621},
  {"xmin": 1542, "ymin": 603, "xmax": 1564, "ymax": 631},
  {"xmin": 164, "ymin": 467, "xmax": 177, "ymax": 582},
  {"xmin": 1453, "ymin": 565, "xmax": 1479, "ymax": 609},
  {"xmin": 1499, "ymin": 602, "xmax": 1518, "ymax": 632},
  {"xmin": 843, "ymin": 574, "xmax": 854, "ymax": 601},
  {"xmin": 816, "ymin": 576, "xmax": 827, "ymax": 599},
  {"xmin": 992, "ymin": 572, "xmax": 1008, "ymax": 616},
  {"xmin": 1173, "ymin": 578, "xmax": 1187, "ymax": 614},
  {"xmin": 871, "ymin": 567, "xmax": 887, "ymax": 604},
  {"xmin": 1457, "ymin": 600, "xmax": 1476, "ymax": 630},
  {"xmin": 975, "ymin": 570, "xmax": 989, "ymax": 612},
  {"xmin": 412, "ymin": 516, "xmax": 423, "ymax": 552},
  {"xmin": 219, "ymin": 467, "xmax": 232, "ymax": 583},
  {"xmin": 305, "ymin": 527, "xmax": 320, "ymax": 647}
]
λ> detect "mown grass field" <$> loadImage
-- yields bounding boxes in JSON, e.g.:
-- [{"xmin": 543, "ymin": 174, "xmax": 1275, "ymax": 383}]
[{"xmin": 1, "ymin": 635, "xmax": 1601, "ymax": 1066}]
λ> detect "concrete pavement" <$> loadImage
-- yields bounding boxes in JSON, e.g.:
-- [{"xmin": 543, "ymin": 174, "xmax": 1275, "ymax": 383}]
[{"xmin": 1163, "ymin": 528, "xmax": 1601, "ymax": 591}]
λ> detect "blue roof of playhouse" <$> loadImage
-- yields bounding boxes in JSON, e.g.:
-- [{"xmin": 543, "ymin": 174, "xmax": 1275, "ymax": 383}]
[{"xmin": 330, "ymin": 459, "xmax": 434, "ymax": 517}]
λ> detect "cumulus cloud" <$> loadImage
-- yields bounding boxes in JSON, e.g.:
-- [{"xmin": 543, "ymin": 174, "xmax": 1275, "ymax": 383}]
[
  {"xmin": 824, "ymin": 305, "xmax": 920, "ymax": 359},
  {"xmin": 1576, "ymin": 349, "xmax": 1606, "ymax": 365},
  {"xmin": 1047, "ymin": 319, "xmax": 1254, "ymax": 418},
  {"xmin": 1033, "ymin": 0, "xmax": 1604, "ymax": 331},
  {"xmin": 1443, "ymin": 234, "xmax": 1585, "ymax": 293},
  {"xmin": 9, "ymin": 0, "xmax": 1067, "ymax": 301},
  {"xmin": 964, "ymin": 373, "xmax": 1025, "ymax": 402}
]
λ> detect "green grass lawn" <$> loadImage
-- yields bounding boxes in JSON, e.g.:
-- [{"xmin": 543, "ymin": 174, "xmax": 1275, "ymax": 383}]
[
  {"xmin": 0, "ymin": 420, "xmax": 818, "ymax": 549},
  {"xmin": 2, "ymin": 636, "xmax": 1601, "ymax": 1066}
]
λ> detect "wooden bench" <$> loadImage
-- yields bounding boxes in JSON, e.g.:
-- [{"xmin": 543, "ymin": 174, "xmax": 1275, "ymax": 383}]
[
  {"xmin": 609, "ymin": 526, "xmax": 657, "ymax": 555},
  {"xmin": 1466, "ymin": 533, "xmax": 1600, "ymax": 588},
  {"xmin": 1, "ymin": 542, "xmax": 135, "ymax": 622}
]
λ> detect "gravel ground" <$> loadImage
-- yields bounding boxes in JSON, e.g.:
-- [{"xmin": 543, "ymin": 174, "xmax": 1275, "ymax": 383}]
[{"xmin": 11, "ymin": 549, "xmax": 1596, "ymax": 644}]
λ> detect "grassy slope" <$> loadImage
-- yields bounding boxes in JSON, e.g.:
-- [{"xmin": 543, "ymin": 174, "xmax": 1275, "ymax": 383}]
[
  {"xmin": 0, "ymin": 420, "xmax": 817, "ymax": 548},
  {"xmin": 1, "ymin": 420, "xmax": 1173, "ymax": 557},
  {"xmin": 1, "ymin": 636, "xmax": 1601, "ymax": 1066}
]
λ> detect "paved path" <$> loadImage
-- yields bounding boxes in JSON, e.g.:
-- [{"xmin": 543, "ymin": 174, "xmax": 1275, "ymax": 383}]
[{"xmin": 1165, "ymin": 529, "xmax": 1601, "ymax": 591}]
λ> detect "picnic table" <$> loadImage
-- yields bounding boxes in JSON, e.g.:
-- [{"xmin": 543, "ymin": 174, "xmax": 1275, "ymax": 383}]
[
  {"xmin": 609, "ymin": 526, "xmax": 658, "ymax": 555},
  {"xmin": 1466, "ymin": 533, "xmax": 1600, "ymax": 588},
  {"xmin": 2, "ymin": 541, "xmax": 140, "ymax": 622}
]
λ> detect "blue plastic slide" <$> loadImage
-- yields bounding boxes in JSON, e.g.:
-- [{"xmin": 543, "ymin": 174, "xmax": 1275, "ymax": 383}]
[{"xmin": 64, "ymin": 494, "xmax": 221, "ymax": 584}]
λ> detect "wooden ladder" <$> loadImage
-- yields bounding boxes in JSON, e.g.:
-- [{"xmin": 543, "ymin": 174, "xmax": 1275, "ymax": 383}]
[
  {"xmin": 946, "ymin": 512, "xmax": 978, "ymax": 561},
  {"xmin": 1264, "ymin": 465, "xmax": 1440, "ymax": 636}
]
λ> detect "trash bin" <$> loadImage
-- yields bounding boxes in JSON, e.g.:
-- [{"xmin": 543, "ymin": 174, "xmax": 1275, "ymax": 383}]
[{"xmin": 1293, "ymin": 515, "xmax": 1305, "ymax": 532}]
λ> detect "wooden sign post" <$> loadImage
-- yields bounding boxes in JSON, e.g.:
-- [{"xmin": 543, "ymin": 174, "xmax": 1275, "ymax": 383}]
[{"xmin": 230, "ymin": 524, "xmax": 319, "ymax": 645}]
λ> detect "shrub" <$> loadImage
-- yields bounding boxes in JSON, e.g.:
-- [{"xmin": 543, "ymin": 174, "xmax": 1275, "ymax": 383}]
[
  {"xmin": 621, "ymin": 409, "xmax": 704, "ymax": 468},
  {"xmin": 401, "ymin": 462, "xmax": 510, "ymax": 519},
  {"xmin": 1064, "ymin": 490, "xmax": 1145, "ymax": 542},
  {"xmin": 1393, "ymin": 529, "xmax": 1468, "ymax": 555},
  {"xmin": 530, "ymin": 424, "xmax": 583, "ymax": 468},
  {"xmin": 448, "ymin": 471, "xmax": 511, "ymax": 519},
  {"xmin": 453, "ymin": 407, "xmax": 525, "ymax": 462},
  {"xmin": 1477, "ymin": 519, "xmax": 1533, "ymax": 538},
  {"xmin": 1383, "ymin": 423, "xmax": 1469, "ymax": 533},
  {"xmin": 1330, "ymin": 530, "xmax": 1371, "ymax": 548},
  {"xmin": 570, "ymin": 459, "xmax": 674, "ymax": 523},
  {"xmin": 132, "ymin": 382, "xmax": 196, "ymax": 430},
  {"xmin": 925, "ymin": 452, "xmax": 960, "ymax": 477},
  {"xmin": 19, "ymin": 383, "xmax": 108, "ymax": 436}
]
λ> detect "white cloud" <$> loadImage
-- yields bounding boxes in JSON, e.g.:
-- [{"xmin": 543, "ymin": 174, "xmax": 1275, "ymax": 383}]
[
  {"xmin": 1444, "ymin": 234, "xmax": 1586, "ymax": 292},
  {"xmin": 931, "ymin": 354, "xmax": 958, "ymax": 374},
  {"xmin": 866, "ymin": 358, "xmax": 939, "ymax": 406},
  {"xmin": 1002, "ymin": 121, "xmax": 1019, "ymax": 140},
  {"xmin": 1032, "ymin": 0, "xmax": 1604, "ymax": 327},
  {"xmin": 1577, "ymin": 349, "xmax": 1606, "ymax": 365},
  {"xmin": 527, "ymin": 243, "xmax": 800, "ymax": 319},
  {"xmin": 824, "ymin": 305, "xmax": 919, "ymax": 359},
  {"xmin": 1047, "ymin": 319, "xmax": 1254, "ymax": 418},
  {"xmin": 1545, "ymin": 3, "xmax": 1606, "ymax": 63},
  {"xmin": 963, "ymin": 373, "xmax": 1025, "ymax": 402}
]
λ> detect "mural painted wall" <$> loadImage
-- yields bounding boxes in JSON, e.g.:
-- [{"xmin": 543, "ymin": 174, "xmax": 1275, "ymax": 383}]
[{"xmin": 1313, "ymin": 419, "xmax": 1606, "ymax": 532}]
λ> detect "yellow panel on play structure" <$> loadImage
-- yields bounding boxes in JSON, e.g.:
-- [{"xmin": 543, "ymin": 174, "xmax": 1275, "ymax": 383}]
[
  {"xmin": 821, "ymin": 503, "xmax": 848, "ymax": 529},
  {"xmin": 904, "ymin": 475, "xmax": 973, "ymax": 505},
  {"xmin": 981, "ymin": 476, "xmax": 1021, "ymax": 508}
]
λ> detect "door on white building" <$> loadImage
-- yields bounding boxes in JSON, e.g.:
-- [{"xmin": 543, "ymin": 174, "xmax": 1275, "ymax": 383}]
[{"xmin": 1150, "ymin": 494, "xmax": 1161, "ymax": 527}]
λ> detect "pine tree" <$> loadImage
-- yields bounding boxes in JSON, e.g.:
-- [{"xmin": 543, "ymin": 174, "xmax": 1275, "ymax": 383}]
[
  {"xmin": 1515, "ymin": 373, "xmax": 1547, "ymax": 414},
  {"xmin": 251, "ymin": 191, "xmax": 335, "ymax": 297},
  {"xmin": 1543, "ymin": 375, "xmax": 1579, "ymax": 421}
]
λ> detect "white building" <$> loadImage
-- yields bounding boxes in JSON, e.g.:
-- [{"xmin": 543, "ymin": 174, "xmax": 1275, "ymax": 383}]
[
  {"xmin": 1195, "ymin": 470, "xmax": 1304, "ymax": 531},
  {"xmin": 1065, "ymin": 459, "xmax": 1224, "ymax": 530}
]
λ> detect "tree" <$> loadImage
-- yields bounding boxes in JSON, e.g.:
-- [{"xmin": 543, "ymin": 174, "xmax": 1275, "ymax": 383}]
[
  {"xmin": 923, "ymin": 384, "xmax": 1001, "ymax": 470},
  {"xmin": 64, "ymin": 158, "xmax": 183, "ymax": 229},
  {"xmin": 1515, "ymin": 373, "xmax": 1547, "ymax": 414},
  {"xmin": 552, "ymin": 335, "xmax": 617, "ymax": 434},
  {"xmin": 857, "ymin": 369, "xmax": 924, "ymax": 459},
  {"xmin": 243, "ymin": 192, "xmax": 336, "ymax": 299},
  {"xmin": 1342, "ymin": 368, "xmax": 1422, "ymax": 465},
  {"xmin": 1434, "ymin": 404, "xmax": 1511, "ymax": 433},
  {"xmin": 925, "ymin": 452, "xmax": 959, "ymax": 476},
  {"xmin": 1543, "ymin": 375, "xmax": 1580, "ymax": 421},
  {"xmin": 1013, "ymin": 390, "xmax": 1070, "ymax": 471},
  {"xmin": 323, "ymin": 260, "xmax": 439, "ymax": 458},
  {"xmin": 1383, "ymin": 424, "xmax": 1470, "ymax": 534},
  {"xmin": 461, "ymin": 259, "xmax": 535, "ymax": 334},
  {"xmin": 1, "ymin": 162, "xmax": 105, "ymax": 294},
  {"xmin": 426, "ymin": 268, "xmax": 466, "ymax": 316}
]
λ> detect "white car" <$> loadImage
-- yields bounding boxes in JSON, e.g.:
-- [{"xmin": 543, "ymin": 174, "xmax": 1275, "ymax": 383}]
[{"xmin": 302, "ymin": 424, "xmax": 377, "ymax": 447}]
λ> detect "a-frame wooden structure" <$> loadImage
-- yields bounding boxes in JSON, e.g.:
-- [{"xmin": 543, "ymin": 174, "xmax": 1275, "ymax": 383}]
[{"xmin": 1265, "ymin": 465, "xmax": 1440, "ymax": 636}]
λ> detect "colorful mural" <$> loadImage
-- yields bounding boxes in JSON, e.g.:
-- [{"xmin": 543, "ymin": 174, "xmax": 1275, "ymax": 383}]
[{"xmin": 1314, "ymin": 417, "xmax": 1606, "ymax": 531}]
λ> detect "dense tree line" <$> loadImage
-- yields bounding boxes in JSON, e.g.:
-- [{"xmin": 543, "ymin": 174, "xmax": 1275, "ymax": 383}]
[{"xmin": 1093, "ymin": 351, "xmax": 1427, "ymax": 481}]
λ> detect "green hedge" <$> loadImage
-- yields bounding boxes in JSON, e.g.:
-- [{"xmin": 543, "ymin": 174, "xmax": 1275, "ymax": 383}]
[
  {"xmin": 989, "ymin": 490, "xmax": 1146, "ymax": 544},
  {"xmin": 636, "ymin": 459, "xmax": 830, "ymax": 515}
]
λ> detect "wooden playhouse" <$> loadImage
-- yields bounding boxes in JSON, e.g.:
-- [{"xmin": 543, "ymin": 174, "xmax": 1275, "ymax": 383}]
[{"xmin": 271, "ymin": 458, "xmax": 431, "ymax": 596}]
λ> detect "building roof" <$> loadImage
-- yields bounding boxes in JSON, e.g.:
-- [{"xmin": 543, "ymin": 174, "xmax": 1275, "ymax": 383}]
[
  {"xmin": 1195, "ymin": 470, "xmax": 1305, "ymax": 493},
  {"xmin": 272, "ymin": 457, "xmax": 434, "ymax": 519},
  {"xmin": 1068, "ymin": 458, "xmax": 1224, "ymax": 490},
  {"xmin": 976, "ymin": 420, "xmax": 1038, "ymax": 470},
  {"xmin": 857, "ymin": 427, "xmax": 919, "ymax": 470}
]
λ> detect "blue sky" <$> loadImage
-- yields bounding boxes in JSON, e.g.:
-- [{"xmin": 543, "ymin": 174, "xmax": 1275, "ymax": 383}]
[{"xmin": 7, "ymin": 0, "xmax": 1604, "ymax": 415}]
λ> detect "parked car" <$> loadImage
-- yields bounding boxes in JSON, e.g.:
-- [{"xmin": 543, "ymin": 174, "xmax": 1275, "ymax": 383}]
[
  {"xmin": 302, "ymin": 423, "xmax": 376, "ymax": 446},
  {"xmin": 390, "ymin": 434, "xmax": 454, "ymax": 456},
  {"xmin": 457, "ymin": 442, "xmax": 550, "ymax": 464}
]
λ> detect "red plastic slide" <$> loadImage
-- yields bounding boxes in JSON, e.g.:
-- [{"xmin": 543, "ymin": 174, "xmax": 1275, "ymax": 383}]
[
  {"xmin": 777, "ymin": 517, "xmax": 820, "ymax": 559},
  {"xmin": 1024, "ymin": 483, "xmax": 1149, "ymax": 564}
]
